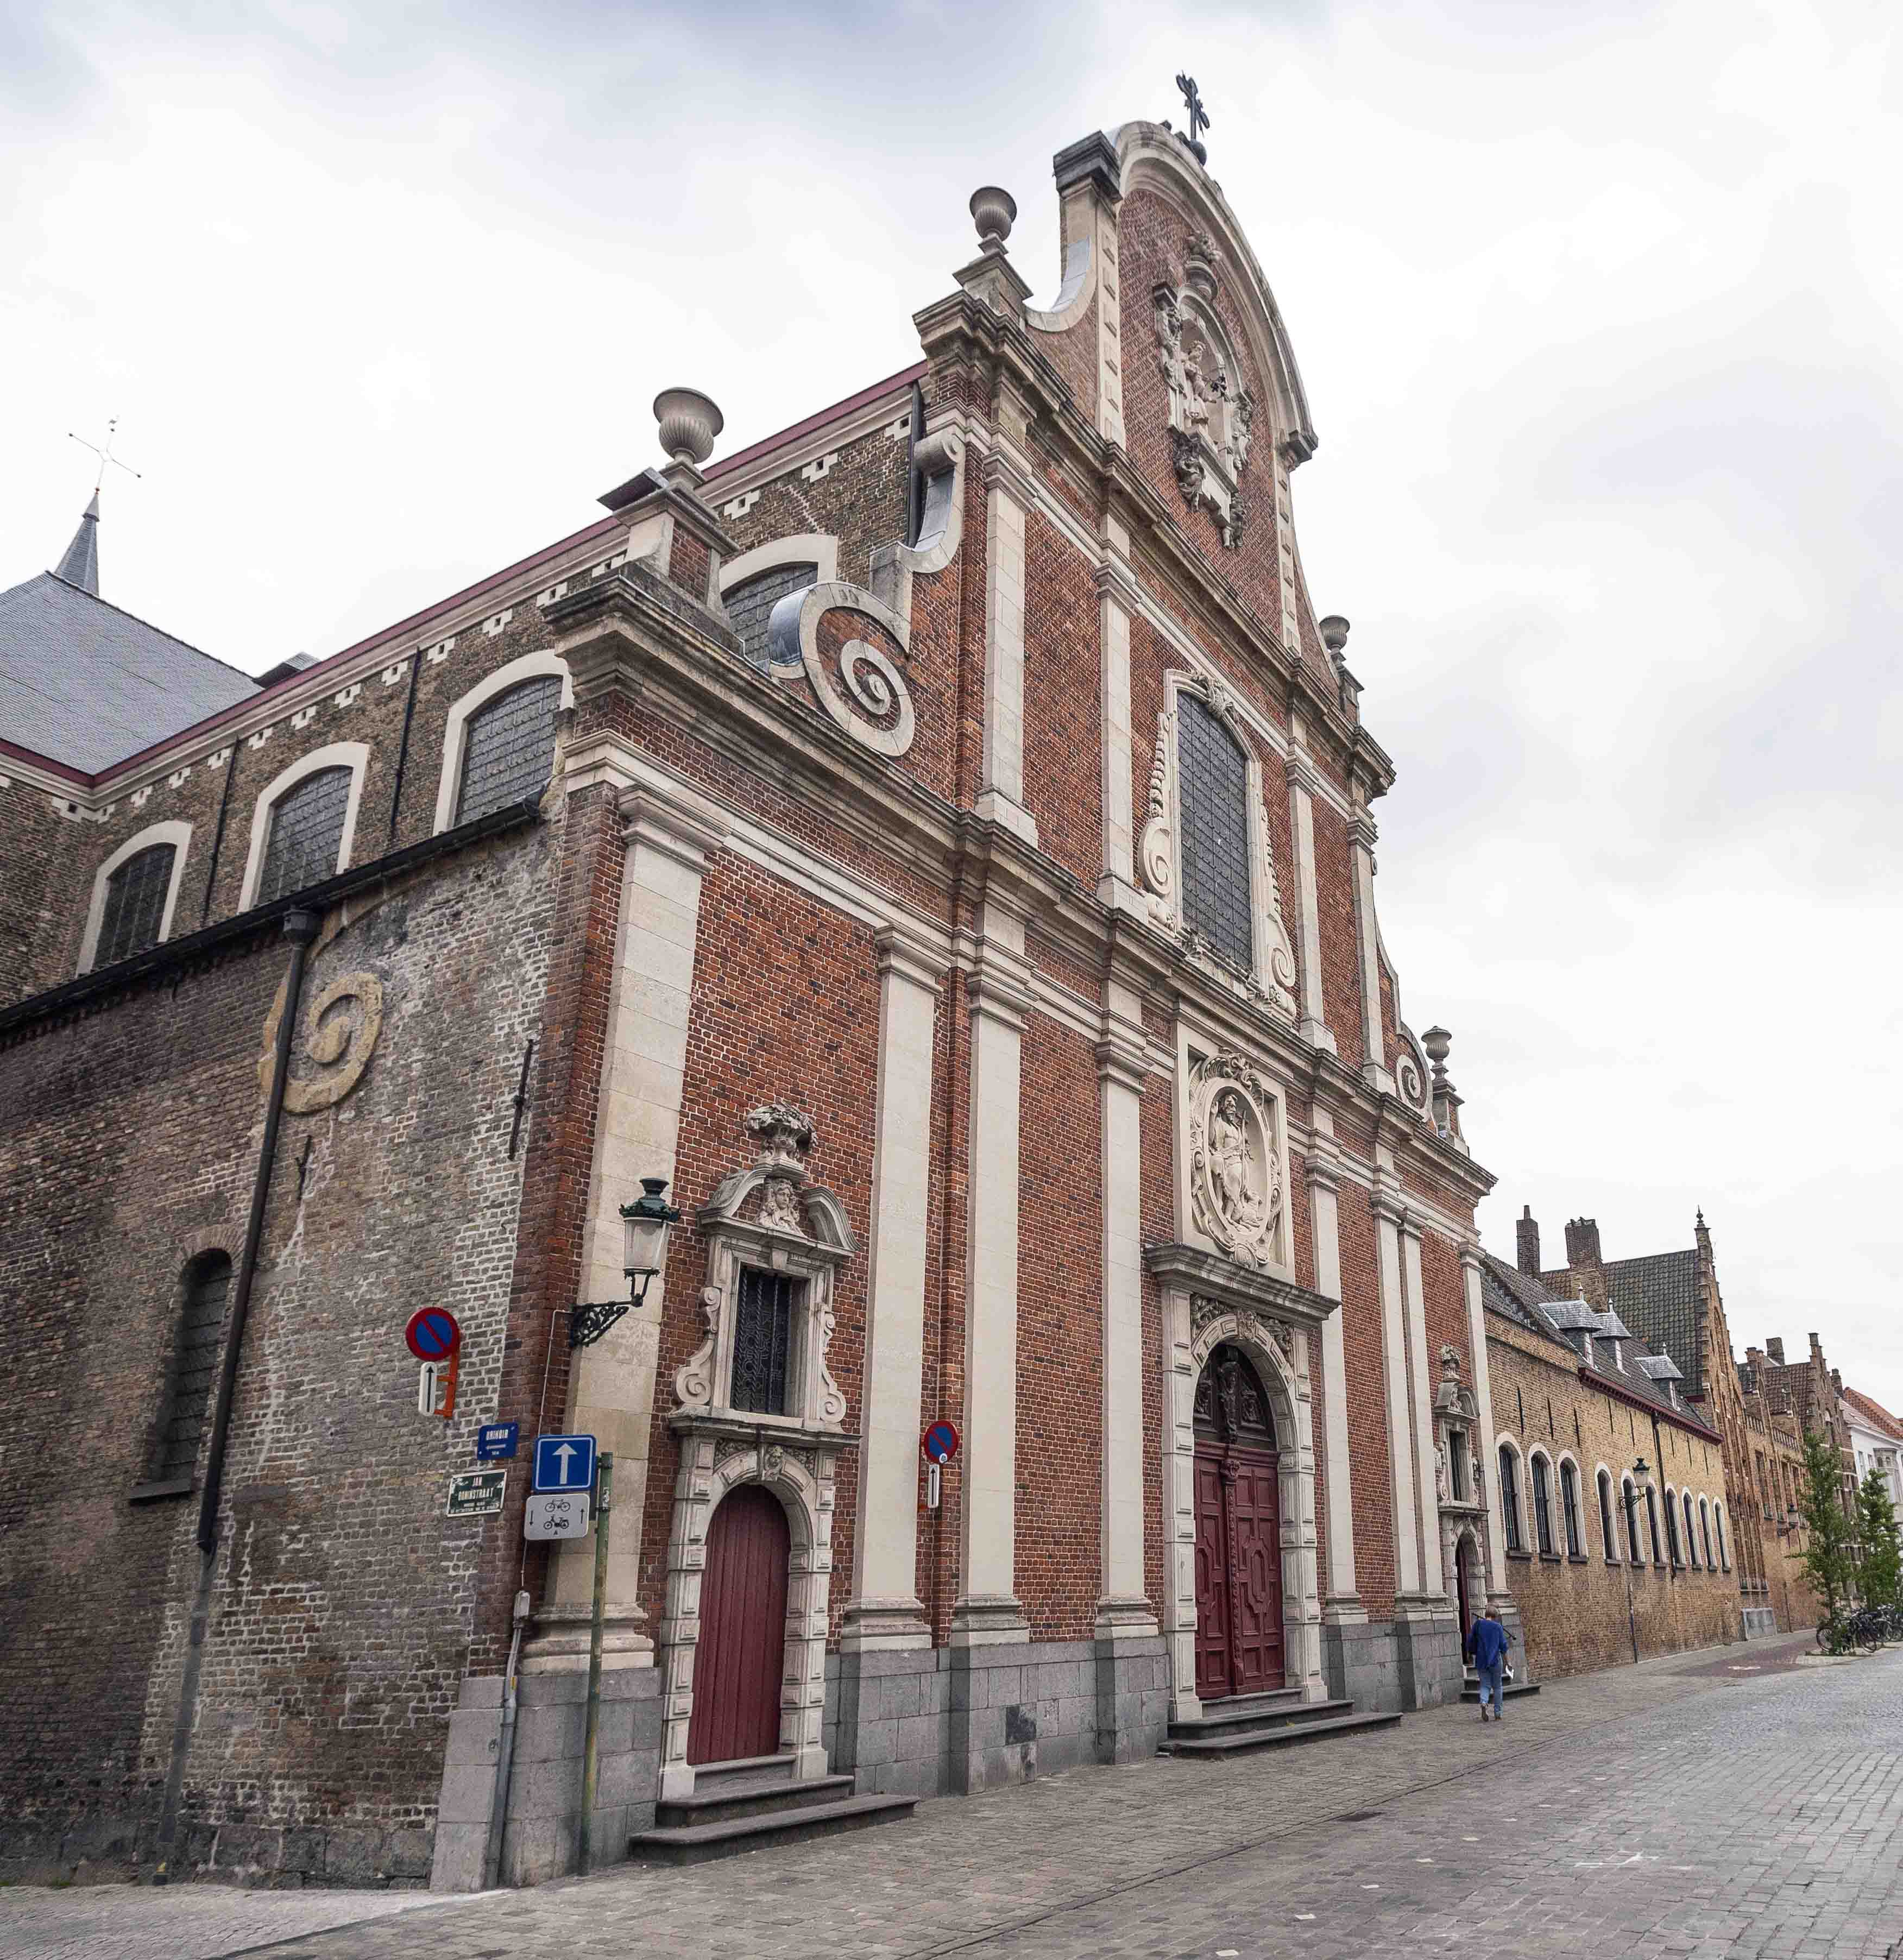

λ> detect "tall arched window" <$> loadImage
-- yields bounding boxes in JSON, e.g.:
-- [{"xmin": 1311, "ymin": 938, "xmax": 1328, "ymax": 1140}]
[
  {"xmin": 1560, "ymin": 1460, "xmax": 1583, "ymax": 1556},
  {"xmin": 257, "ymin": 765, "xmax": 353, "ymax": 903},
  {"xmin": 1683, "ymin": 1492, "xmax": 1699, "ymax": 1568},
  {"xmin": 96, "ymin": 841, "xmax": 178, "ymax": 965},
  {"xmin": 1715, "ymin": 1503, "xmax": 1729, "ymax": 1570},
  {"xmin": 1699, "ymin": 1497, "xmax": 1715, "ymax": 1568},
  {"xmin": 1645, "ymin": 1484, "xmax": 1663, "ymax": 1564},
  {"xmin": 149, "ymin": 1252, "xmax": 232, "ymax": 1485},
  {"xmin": 1665, "ymin": 1486, "xmax": 1683, "ymax": 1565},
  {"xmin": 456, "ymin": 676, "xmax": 562, "ymax": 823},
  {"xmin": 1598, "ymin": 1469, "xmax": 1617, "ymax": 1561},
  {"xmin": 726, "ymin": 560, "xmax": 817, "ymax": 671},
  {"xmin": 1623, "ymin": 1477, "xmax": 1641, "ymax": 1564},
  {"xmin": 1176, "ymin": 691, "xmax": 1252, "ymax": 973},
  {"xmin": 1530, "ymin": 1453, "xmax": 1555, "ymax": 1556},
  {"xmin": 1499, "ymin": 1444, "xmax": 1523, "ymax": 1552}
]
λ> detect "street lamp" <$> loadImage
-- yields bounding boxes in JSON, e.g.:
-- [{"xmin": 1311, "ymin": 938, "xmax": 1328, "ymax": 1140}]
[
  {"xmin": 1624, "ymin": 1457, "xmax": 1651, "ymax": 1665},
  {"xmin": 570, "ymin": 1178, "xmax": 682, "ymax": 1349}
]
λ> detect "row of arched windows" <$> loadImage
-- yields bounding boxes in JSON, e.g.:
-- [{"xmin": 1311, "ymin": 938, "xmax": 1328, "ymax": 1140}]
[
  {"xmin": 1497, "ymin": 1439, "xmax": 1729, "ymax": 1574},
  {"xmin": 80, "ymin": 658, "xmax": 567, "ymax": 975}
]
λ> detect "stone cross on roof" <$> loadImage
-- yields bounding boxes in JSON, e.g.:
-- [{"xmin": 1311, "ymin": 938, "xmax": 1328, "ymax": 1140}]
[{"xmin": 1175, "ymin": 73, "xmax": 1210, "ymax": 163}]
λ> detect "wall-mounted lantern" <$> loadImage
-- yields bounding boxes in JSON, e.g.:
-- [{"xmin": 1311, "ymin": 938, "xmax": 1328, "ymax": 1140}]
[{"xmin": 570, "ymin": 1178, "xmax": 682, "ymax": 1349}]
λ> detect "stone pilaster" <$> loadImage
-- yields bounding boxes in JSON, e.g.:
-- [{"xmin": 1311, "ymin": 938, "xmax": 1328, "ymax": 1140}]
[
  {"xmin": 842, "ymin": 924, "xmax": 947, "ymax": 1652},
  {"xmin": 1307, "ymin": 1118, "xmax": 1359, "ymax": 1617},
  {"xmin": 527, "ymin": 776, "xmax": 728, "ymax": 1672},
  {"xmin": 1095, "ymin": 980, "xmax": 1155, "ymax": 1640},
  {"xmin": 1462, "ymin": 1241, "xmax": 1511, "ymax": 1600},
  {"xmin": 1400, "ymin": 1214, "xmax": 1445, "ymax": 1599},
  {"xmin": 1371, "ymin": 1179, "xmax": 1421, "ymax": 1599},
  {"xmin": 1349, "ymin": 810, "xmax": 1392, "ymax": 1094},
  {"xmin": 976, "ymin": 452, "xmax": 1038, "ymax": 847},
  {"xmin": 1285, "ymin": 746, "xmax": 1337, "ymax": 1054},
  {"xmin": 1095, "ymin": 553, "xmax": 1141, "ymax": 907},
  {"xmin": 954, "ymin": 902, "xmax": 1032, "ymax": 1644}
]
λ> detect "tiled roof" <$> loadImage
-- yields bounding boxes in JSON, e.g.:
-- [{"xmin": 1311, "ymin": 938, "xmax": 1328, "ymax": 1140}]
[
  {"xmin": 1843, "ymin": 1386, "xmax": 1903, "ymax": 1444},
  {"xmin": 0, "ymin": 570, "xmax": 257, "ymax": 772},
  {"xmin": 1479, "ymin": 1251, "xmax": 1715, "ymax": 1435},
  {"xmin": 1602, "ymin": 1249, "xmax": 1705, "ymax": 1396}
]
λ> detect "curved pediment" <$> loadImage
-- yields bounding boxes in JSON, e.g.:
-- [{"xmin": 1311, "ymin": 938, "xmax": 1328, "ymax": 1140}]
[{"xmin": 1111, "ymin": 121, "xmax": 1317, "ymax": 465}]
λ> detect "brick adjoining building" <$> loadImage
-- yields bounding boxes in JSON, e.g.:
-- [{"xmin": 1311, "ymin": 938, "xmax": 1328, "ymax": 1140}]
[
  {"xmin": 1479, "ymin": 1251, "xmax": 1737, "ymax": 1679},
  {"xmin": 1, "ymin": 117, "xmax": 1524, "ymax": 1888}
]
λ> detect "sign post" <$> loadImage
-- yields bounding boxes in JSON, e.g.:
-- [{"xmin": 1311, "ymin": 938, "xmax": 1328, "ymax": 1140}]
[
  {"xmin": 921, "ymin": 1420, "xmax": 960, "ymax": 1514},
  {"xmin": 577, "ymin": 1450, "xmax": 612, "ymax": 1875}
]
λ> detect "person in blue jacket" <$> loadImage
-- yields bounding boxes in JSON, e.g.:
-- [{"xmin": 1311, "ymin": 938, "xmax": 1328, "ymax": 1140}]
[{"xmin": 1469, "ymin": 1605, "xmax": 1513, "ymax": 1722}]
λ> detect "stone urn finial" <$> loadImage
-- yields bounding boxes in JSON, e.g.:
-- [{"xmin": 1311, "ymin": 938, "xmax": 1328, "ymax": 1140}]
[
  {"xmin": 1319, "ymin": 614, "xmax": 1351, "ymax": 657},
  {"xmin": 969, "ymin": 186, "xmax": 1017, "ymax": 255},
  {"xmin": 652, "ymin": 387, "xmax": 723, "ymax": 470},
  {"xmin": 1421, "ymin": 1025, "xmax": 1452, "ymax": 1084},
  {"xmin": 745, "ymin": 1101, "xmax": 817, "ymax": 1179}
]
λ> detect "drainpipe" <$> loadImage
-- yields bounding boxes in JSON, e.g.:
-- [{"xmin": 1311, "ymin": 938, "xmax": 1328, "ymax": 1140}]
[
  {"xmin": 154, "ymin": 906, "xmax": 321, "ymax": 1882},
  {"xmin": 481, "ymin": 1590, "xmax": 532, "ymax": 1890}
]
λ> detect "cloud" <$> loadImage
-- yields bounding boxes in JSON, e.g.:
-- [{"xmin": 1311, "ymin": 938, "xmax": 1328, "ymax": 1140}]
[{"xmin": 3, "ymin": 0, "xmax": 1899, "ymax": 1402}]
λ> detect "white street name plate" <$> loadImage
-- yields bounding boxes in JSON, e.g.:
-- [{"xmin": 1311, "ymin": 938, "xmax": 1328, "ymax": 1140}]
[{"xmin": 525, "ymin": 1491, "xmax": 590, "ymax": 1540}]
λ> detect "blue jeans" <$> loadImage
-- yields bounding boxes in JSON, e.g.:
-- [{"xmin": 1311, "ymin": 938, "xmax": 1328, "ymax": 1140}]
[{"xmin": 1477, "ymin": 1660, "xmax": 1505, "ymax": 1714}]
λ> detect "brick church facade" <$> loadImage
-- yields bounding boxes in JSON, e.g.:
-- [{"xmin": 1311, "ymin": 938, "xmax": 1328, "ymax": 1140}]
[{"xmin": 1, "ymin": 118, "xmax": 1517, "ymax": 1886}]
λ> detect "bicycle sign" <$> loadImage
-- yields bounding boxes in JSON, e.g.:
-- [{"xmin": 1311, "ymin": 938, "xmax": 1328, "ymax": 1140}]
[{"xmin": 525, "ymin": 1491, "xmax": 590, "ymax": 1541}]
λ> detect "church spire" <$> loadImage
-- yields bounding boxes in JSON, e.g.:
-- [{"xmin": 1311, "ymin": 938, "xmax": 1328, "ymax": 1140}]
[{"xmin": 54, "ymin": 491, "xmax": 100, "ymax": 595}]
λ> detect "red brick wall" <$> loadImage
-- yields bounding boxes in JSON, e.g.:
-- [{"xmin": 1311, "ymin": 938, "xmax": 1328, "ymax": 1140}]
[
  {"xmin": 1337, "ymin": 1188, "xmax": 1396, "ymax": 1614},
  {"xmin": 1015, "ymin": 1013, "xmax": 1104, "ymax": 1640},
  {"xmin": 634, "ymin": 854, "xmax": 884, "ymax": 1640},
  {"xmin": 1022, "ymin": 513, "xmax": 1102, "ymax": 885}
]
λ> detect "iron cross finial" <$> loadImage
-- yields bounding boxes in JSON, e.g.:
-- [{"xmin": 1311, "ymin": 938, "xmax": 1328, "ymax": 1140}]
[
  {"xmin": 67, "ymin": 417, "xmax": 142, "ymax": 494},
  {"xmin": 1176, "ymin": 73, "xmax": 1210, "ymax": 145}
]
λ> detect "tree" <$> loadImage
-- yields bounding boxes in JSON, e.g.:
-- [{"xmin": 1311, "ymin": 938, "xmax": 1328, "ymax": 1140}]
[
  {"xmin": 1795, "ymin": 1428, "xmax": 1858, "ymax": 1641},
  {"xmin": 1855, "ymin": 1467, "xmax": 1902, "ymax": 1612}
]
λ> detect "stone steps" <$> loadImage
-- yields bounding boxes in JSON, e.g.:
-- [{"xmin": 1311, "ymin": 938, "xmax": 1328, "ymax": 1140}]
[
  {"xmin": 629, "ymin": 1760, "xmax": 916, "ymax": 1866},
  {"xmin": 1163, "ymin": 1692, "xmax": 1403, "ymax": 1758}
]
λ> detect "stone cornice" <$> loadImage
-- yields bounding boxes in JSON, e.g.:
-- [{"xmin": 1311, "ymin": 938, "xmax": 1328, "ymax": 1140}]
[{"xmin": 1143, "ymin": 1241, "xmax": 1339, "ymax": 1329}]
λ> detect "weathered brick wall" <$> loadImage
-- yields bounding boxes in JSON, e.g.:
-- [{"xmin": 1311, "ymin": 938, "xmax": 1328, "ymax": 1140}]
[
  {"xmin": 719, "ymin": 422, "xmax": 910, "ymax": 591},
  {"xmin": 0, "ymin": 773, "xmax": 90, "ymax": 999},
  {"xmin": 1487, "ymin": 1323, "xmax": 1738, "ymax": 1679},
  {"xmin": 0, "ymin": 816, "xmax": 557, "ymax": 1883}
]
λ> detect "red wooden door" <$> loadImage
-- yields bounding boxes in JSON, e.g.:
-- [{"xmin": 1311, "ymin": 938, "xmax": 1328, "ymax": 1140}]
[
  {"xmin": 1226, "ymin": 1449, "xmax": 1284, "ymax": 1693},
  {"xmin": 1193, "ymin": 1447, "xmax": 1234, "ymax": 1699},
  {"xmin": 688, "ymin": 1486, "xmax": 789, "ymax": 1766},
  {"xmin": 1192, "ymin": 1345, "xmax": 1286, "ymax": 1701}
]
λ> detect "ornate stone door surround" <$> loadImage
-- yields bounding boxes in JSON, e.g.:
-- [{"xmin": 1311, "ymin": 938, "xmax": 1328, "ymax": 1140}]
[
  {"xmin": 1430, "ymin": 1341, "xmax": 1497, "ymax": 1624},
  {"xmin": 1146, "ymin": 1241, "xmax": 1333, "ymax": 1722},
  {"xmin": 659, "ymin": 1106, "xmax": 859, "ymax": 1801}
]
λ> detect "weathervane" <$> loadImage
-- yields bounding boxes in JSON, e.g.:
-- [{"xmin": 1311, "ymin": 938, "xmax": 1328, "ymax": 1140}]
[
  {"xmin": 68, "ymin": 417, "xmax": 142, "ymax": 494},
  {"xmin": 1176, "ymin": 73, "xmax": 1210, "ymax": 165}
]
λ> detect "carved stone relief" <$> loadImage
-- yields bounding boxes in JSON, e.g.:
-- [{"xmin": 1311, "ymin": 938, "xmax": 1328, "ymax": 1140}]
[
  {"xmin": 258, "ymin": 907, "xmax": 386, "ymax": 1113},
  {"xmin": 1153, "ymin": 240, "xmax": 1257, "ymax": 550},
  {"xmin": 1187, "ymin": 1053, "xmax": 1287, "ymax": 1271}
]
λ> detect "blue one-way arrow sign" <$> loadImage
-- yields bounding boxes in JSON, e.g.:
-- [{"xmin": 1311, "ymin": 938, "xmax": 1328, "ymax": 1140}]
[{"xmin": 533, "ymin": 1432, "xmax": 597, "ymax": 1493}]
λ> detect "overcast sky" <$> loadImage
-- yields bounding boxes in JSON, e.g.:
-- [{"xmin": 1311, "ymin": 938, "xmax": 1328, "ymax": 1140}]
[{"xmin": 6, "ymin": 2, "xmax": 1900, "ymax": 1408}]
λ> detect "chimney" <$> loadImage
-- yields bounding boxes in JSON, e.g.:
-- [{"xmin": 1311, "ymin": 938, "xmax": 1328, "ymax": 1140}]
[
  {"xmin": 1766, "ymin": 1337, "xmax": 1786, "ymax": 1366},
  {"xmin": 1564, "ymin": 1217, "xmax": 1602, "ymax": 1266},
  {"xmin": 1810, "ymin": 1331, "xmax": 1823, "ymax": 1359},
  {"xmin": 1831, "ymin": 1367, "xmax": 1844, "ymax": 1395},
  {"xmin": 1516, "ymin": 1206, "xmax": 1541, "ymax": 1277}
]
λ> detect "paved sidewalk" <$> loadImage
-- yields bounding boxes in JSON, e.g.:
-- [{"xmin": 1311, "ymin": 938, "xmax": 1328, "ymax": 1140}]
[{"xmin": 6, "ymin": 1629, "xmax": 1897, "ymax": 1960}]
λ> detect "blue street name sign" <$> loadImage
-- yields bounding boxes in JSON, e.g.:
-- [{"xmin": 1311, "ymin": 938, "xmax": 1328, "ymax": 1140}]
[
  {"xmin": 533, "ymin": 1432, "xmax": 597, "ymax": 1493},
  {"xmin": 476, "ymin": 1422, "xmax": 519, "ymax": 1462}
]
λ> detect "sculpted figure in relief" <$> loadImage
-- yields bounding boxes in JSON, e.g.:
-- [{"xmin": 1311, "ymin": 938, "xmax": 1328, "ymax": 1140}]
[{"xmin": 1209, "ymin": 1089, "xmax": 1268, "ymax": 1239}]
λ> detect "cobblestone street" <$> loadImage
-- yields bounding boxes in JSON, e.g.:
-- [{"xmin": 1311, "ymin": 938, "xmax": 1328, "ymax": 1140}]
[{"xmin": 5, "ymin": 1632, "xmax": 1897, "ymax": 1960}]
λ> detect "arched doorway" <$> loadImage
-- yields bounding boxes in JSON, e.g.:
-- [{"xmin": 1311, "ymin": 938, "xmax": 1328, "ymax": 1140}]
[
  {"xmin": 1454, "ymin": 1531, "xmax": 1478, "ymax": 1655},
  {"xmin": 687, "ymin": 1485, "xmax": 790, "ymax": 1766},
  {"xmin": 1192, "ymin": 1344, "xmax": 1284, "ymax": 1700}
]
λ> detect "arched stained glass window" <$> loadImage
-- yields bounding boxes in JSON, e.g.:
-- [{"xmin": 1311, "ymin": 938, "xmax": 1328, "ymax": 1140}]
[
  {"xmin": 1176, "ymin": 692, "xmax": 1252, "ymax": 974},
  {"xmin": 96, "ymin": 842, "xmax": 176, "ymax": 965},
  {"xmin": 457, "ymin": 676, "xmax": 562, "ymax": 823},
  {"xmin": 258, "ymin": 766, "xmax": 352, "ymax": 903}
]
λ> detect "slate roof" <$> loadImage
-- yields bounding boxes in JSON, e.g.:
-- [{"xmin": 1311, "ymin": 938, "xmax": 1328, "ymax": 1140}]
[
  {"xmin": 0, "ymin": 569, "xmax": 257, "ymax": 773},
  {"xmin": 1601, "ymin": 1249, "xmax": 1705, "ymax": 1397},
  {"xmin": 1843, "ymin": 1386, "xmax": 1903, "ymax": 1445},
  {"xmin": 1479, "ymin": 1251, "xmax": 1717, "ymax": 1436}
]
